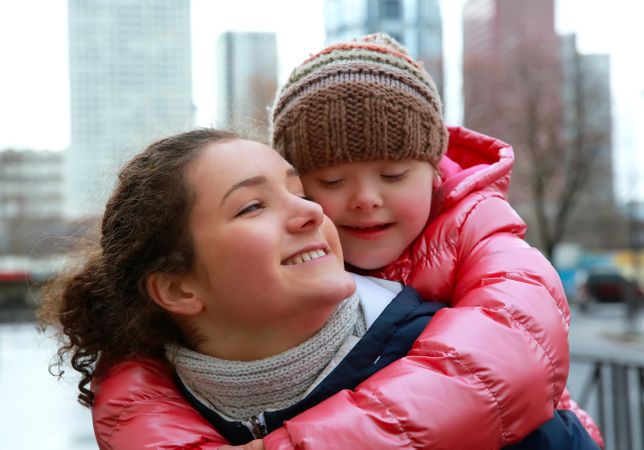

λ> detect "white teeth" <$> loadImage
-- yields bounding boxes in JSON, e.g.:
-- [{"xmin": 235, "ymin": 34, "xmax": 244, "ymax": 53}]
[{"xmin": 285, "ymin": 249, "xmax": 327, "ymax": 265}]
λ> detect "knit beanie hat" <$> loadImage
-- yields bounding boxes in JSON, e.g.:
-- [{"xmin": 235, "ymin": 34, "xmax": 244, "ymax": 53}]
[{"xmin": 270, "ymin": 33, "xmax": 448, "ymax": 174}]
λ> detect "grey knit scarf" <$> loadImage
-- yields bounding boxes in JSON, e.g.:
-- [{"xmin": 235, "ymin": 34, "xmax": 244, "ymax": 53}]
[{"xmin": 167, "ymin": 293, "xmax": 366, "ymax": 420}]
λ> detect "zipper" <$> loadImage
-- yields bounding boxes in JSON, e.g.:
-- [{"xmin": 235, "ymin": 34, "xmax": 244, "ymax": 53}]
[{"xmin": 247, "ymin": 414, "xmax": 268, "ymax": 439}]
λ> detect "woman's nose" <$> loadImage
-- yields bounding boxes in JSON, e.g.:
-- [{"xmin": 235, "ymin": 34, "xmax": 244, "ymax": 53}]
[{"xmin": 286, "ymin": 195, "xmax": 324, "ymax": 232}]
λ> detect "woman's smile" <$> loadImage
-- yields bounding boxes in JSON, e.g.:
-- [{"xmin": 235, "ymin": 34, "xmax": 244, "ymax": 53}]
[{"xmin": 282, "ymin": 247, "xmax": 328, "ymax": 265}]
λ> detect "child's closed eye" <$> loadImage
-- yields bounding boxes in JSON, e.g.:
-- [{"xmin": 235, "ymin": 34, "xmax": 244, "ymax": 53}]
[
  {"xmin": 317, "ymin": 178, "xmax": 345, "ymax": 188},
  {"xmin": 381, "ymin": 170, "xmax": 409, "ymax": 182}
]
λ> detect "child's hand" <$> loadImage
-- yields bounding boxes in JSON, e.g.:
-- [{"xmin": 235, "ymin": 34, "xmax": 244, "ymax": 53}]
[{"xmin": 218, "ymin": 439, "xmax": 264, "ymax": 450}]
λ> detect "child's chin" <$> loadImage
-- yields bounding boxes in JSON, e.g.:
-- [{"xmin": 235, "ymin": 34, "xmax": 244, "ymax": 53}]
[{"xmin": 346, "ymin": 255, "xmax": 389, "ymax": 272}]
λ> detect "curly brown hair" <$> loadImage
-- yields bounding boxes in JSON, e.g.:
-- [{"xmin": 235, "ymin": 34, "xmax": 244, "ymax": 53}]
[{"xmin": 38, "ymin": 128, "xmax": 238, "ymax": 407}]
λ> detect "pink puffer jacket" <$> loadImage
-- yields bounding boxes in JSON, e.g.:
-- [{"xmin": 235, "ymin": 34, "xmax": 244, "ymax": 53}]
[
  {"xmin": 91, "ymin": 126, "xmax": 603, "ymax": 449},
  {"xmin": 369, "ymin": 126, "xmax": 603, "ymax": 447}
]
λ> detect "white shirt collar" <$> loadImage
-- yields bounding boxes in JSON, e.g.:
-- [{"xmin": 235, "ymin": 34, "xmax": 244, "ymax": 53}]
[{"xmin": 350, "ymin": 273, "xmax": 403, "ymax": 328}]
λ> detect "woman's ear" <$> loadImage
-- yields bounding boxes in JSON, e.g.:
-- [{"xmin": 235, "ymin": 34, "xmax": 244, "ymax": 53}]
[{"xmin": 146, "ymin": 272, "xmax": 204, "ymax": 316}]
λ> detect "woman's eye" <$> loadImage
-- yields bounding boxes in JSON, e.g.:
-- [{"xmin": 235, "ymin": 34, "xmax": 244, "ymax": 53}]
[
  {"xmin": 381, "ymin": 170, "xmax": 408, "ymax": 181},
  {"xmin": 236, "ymin": 202, "xmax": 264, "ymax": 217}
]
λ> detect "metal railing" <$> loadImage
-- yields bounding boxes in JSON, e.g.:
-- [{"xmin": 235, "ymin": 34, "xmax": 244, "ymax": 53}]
[{"xmin": 572, "ymin": 351, "xmax": 644, "ymax": 450}]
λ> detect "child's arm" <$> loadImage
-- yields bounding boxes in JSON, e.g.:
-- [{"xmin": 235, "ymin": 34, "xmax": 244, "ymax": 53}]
[
  {"xmin": 447, "ymin": 200, "xmax": 600, "ymax": 447},
  {"xmin": 92, "ymin": 358, "xmax": 228, "ymax": 450},
  {"xmin": 92, "ymin": 354, "xmax": 510, "ymax": 449},
  {"xmin": 386, "ymin": 193, "xmax": 572, "ymax": 443},
  {"xmin": 421, "ymin": 194, "xmax": 571, "ymax": 439}
]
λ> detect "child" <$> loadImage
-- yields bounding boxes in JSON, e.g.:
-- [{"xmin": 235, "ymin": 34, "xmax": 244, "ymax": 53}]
[{"xmin": 270, "ymin": 33, "xmax": 603, "ymax": 448}]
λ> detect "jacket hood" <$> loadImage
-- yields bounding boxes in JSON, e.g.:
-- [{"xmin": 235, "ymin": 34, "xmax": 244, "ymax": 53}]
[{"xmin": 433, "ymin": 126, "xmax": 514, "ymax": 213}]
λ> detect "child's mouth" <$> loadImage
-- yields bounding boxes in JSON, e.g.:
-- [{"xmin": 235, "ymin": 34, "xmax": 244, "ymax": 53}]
[
  {"xmin": 347, "ymin": 223, "xmax": 391, "ymax": 230},
  {"xmin": 340, "ymin": 223, "xmax": 393, "ymax": 239}
]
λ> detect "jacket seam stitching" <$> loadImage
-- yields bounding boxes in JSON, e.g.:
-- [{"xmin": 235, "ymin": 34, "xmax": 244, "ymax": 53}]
[
  {"xmin": 362, "ymin": 389, "xmax": 419, "ymax": 449},
  {"xmin": 455, "ymin": 192, "xmax": 558, "ymax": 407},
  {"xmin": 457, "ymin": 193, "xmax": 504, "ymax": 239},
  {"xmin": 457, "ymin": 191, "xmax": 559, "ymax": 410},
  {"xmin": 427, "ymin": 233, "xmax": 458, "ymax": 260},
  {"xmin": 104, "ymin": 393, "xmax": 184, "ymax": 447},
  {"xmin": 500, "ymin": 305, "xmax": 557, "ymax": 408},
  {"xmin": 449, "ymin": 352, "xmax": 511, "ymax": 443},
  {"xmin": 411, "ymin": 234, "xmax": 457, "ymax": 273},
  {"xmin": 418, "ymin": 193, "xmax": 496, "ymax": 279}
]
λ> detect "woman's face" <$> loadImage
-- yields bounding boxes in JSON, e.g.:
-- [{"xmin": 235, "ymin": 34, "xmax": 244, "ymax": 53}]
[{"xmin": 182, "ymin": 139, "xmax": 355, "ymax": 356}]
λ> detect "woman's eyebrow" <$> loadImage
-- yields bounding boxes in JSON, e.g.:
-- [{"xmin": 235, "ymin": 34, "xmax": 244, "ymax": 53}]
[
  {"xmin": 220, "ymin": 176, "xmax": 267, "ymax": 205},
  {"xmin": 220, "ymin": 168, "xmax": 299, "ymax": 205}
]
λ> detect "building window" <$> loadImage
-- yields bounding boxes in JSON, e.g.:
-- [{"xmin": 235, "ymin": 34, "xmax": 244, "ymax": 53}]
[{"xmin": 382, "ymin": 0, "xmax": 401, "ymax": 19}]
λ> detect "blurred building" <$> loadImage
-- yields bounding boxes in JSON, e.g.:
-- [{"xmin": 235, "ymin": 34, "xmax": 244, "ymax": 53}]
[
  {"xmin": 462, "ymin": 0, "xmax": 562, "ymax": 225},
  {"xmin": 324, "ymin": 0, "xmax": 444, "ymax": 96},
  {"xmin": 462, "ymin": 0, "xmax": 562, "ymax": 142},
  {"xmin": 0, "ymin": 149, "xmax": 64, "ymax": 254},
  {"xmin": 561, "ymin": 36, "xmax": 613, "ymax": 200},
  {"xmin": 0, "ymin": 150, "xmax": 63, "ymax": 220},
  {"xmin": 561, "ymin": 36, "xmax": 624, "ymax": 249},
  {"xmin": 216, "ymin": 32, "xmax": 278, "ymax": 139},
  {"xmin": 462, "ymin": 0, "xmax": 622, "ymax": 254},
  {"xmin": 67, "ymin": 0, "xmax": 194, "ymax": 218}
]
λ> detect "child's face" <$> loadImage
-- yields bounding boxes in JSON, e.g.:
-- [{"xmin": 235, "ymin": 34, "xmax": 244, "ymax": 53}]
[{"xmin": 302, "ymin": 159, "xmax": 434, "ymax": 270}]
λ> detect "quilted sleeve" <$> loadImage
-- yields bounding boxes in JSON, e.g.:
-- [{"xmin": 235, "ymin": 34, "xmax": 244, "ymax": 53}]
[
  {"xmin": 412, "ymin": 194, "xmax": 571, "ymax": 443},
  {"xmin": 92, "ymin": 359, "xmax": 228, "ymax": 450}
]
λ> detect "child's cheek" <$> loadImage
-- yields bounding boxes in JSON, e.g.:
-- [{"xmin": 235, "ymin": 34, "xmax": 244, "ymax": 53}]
[
  {"xmin": 312, "ymin": 192, "xmax": 344, "ymax": 222},
  {"xmin": 398, "ymin": 191, "xmax": 433, "ymax": 237}
]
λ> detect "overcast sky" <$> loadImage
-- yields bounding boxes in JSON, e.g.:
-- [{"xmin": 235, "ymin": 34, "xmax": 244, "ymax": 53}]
[{"xmin": 0, "ymin": 0, "xmax": 642, "ymax": 200}]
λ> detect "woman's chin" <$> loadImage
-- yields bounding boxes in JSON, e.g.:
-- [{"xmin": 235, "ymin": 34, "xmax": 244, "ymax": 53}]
[{"xmin": 317, "ymin": 272, "xmax": 357, "ymax": 303}]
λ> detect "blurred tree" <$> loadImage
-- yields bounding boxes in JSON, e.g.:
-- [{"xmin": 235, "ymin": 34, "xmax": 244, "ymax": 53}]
[{"xmin": 464, "ymin": 33, "xmax": 619, "ymax": 259}]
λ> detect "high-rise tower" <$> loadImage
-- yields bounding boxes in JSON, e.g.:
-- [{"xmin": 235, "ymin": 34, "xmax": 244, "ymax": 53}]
[
  {"xmin": 67, "ymin": 0, "xmax": 194, "ymax": 217},
  {"xmin": 215, "ymin": 32, "xmax": 278, "ymax": 137},
  {"xmin": 324, "ymin": 0, "xmax": 444, "ymax": 97}
]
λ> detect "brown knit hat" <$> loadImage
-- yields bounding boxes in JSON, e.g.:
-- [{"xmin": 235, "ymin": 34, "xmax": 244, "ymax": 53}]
[{"xmin": 270, "ymin": 33, "xmax": 448, "ymax": 174}]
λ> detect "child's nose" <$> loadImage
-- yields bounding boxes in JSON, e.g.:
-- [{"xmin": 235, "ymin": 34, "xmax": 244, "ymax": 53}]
[{"xmin": 349, "ymin": 186, "xmax": 383, "ymax": 211}]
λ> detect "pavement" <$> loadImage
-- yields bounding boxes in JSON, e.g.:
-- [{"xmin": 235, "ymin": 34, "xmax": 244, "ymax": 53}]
[
  {"xmin": 568, "ymin": 302, "xmax": 644, "ymax": 364},
  {"xmin": 566, "ymin": 304, "xmax": 644, "ymax": 450}
]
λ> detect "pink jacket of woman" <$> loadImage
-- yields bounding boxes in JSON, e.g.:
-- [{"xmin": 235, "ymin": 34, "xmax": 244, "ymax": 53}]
[{"xmin": 91, "ymin": 126, "xmax": 603, "ymax": 449}]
